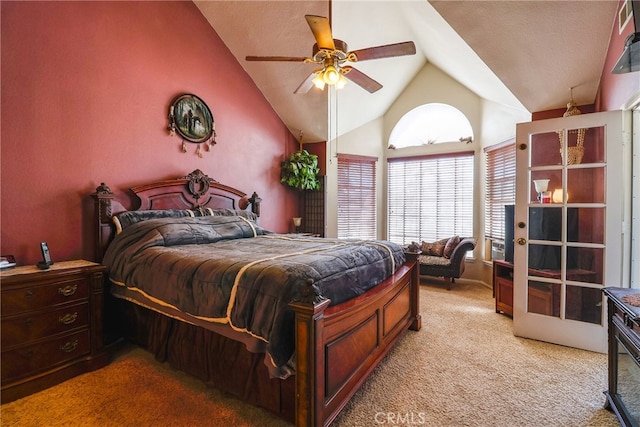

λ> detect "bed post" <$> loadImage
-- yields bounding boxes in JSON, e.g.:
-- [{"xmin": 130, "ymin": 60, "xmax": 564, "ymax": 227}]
[
  {"xmin": 289, "ymin": 279, "xmax": 331, "ymax": 427},
  {"xmin": 248, "ymin": 192, "xmax": 262, "ymax": 217},
  {"xmin": 92, "ymin": 183, "xmax": 115, "ymax": 262},
  {"xmin": 406, "ymin": 252, "xmax": 422, "ymax": 331}
]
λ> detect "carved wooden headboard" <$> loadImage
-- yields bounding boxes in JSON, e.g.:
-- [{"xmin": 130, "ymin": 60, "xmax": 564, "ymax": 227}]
[{"xmin": 92, "ymin": 169, "xmax": 261, "ymax": 262}]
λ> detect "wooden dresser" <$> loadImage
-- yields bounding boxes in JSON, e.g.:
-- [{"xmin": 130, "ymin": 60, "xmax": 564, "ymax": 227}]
[{"xmin": 1, "ymin": 260, "xmax": 109, "ymax": 403}]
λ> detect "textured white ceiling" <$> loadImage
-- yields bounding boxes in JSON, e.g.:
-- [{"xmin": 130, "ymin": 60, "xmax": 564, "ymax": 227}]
[{"xmin": 195, "ymin": 0, "xmax": 619, "ymax": 142}]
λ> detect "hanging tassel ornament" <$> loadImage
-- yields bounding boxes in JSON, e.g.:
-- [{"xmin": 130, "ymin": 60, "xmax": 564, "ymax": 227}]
[
  {"xmin": 210, "ymin": 123, "xmax": 217, "ymax": 148},
  {"xmin": 557, "ymin": 87, "xmax": 585, "ymax": 165},
  {"xmin": 196, "ymin": 144, "xmax": 203, "ymax": 158},
  {"xmin": 168, "ymin": 105, "xmax": 176, "ymax": 136},
  {"xmin": 182, "ymin": 140, "xmax": 187, "ymax": 153}
]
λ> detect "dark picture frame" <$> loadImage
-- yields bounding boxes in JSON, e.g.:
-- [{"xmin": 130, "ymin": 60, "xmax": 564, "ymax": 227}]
[{"xmin": 168, "ymin": 94, "xmax": 214, "ymax": 144}]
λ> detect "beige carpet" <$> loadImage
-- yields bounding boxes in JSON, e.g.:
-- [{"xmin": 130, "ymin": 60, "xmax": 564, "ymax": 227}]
[{"xmin": 1, "ymin": 280, "xmax": 620, "ymax": 426}]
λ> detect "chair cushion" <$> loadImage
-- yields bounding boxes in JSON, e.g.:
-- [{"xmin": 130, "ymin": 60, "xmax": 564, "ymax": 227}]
[
  {"xmin": 420, "ymin": 238, "xmax": 448, "ymax": 256},
  {"xmin": 443, "ymin": 236, "xmax": 461, "ymax": 259},
  {"xmin": 418, "ymin": 255, "xmax": 452, "ymax": 266}
]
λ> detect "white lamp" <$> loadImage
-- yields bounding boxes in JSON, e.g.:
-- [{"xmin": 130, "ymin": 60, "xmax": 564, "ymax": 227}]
[{"xmin": 533, "ymin": 179, "xmax": 549, "ymax": 203}]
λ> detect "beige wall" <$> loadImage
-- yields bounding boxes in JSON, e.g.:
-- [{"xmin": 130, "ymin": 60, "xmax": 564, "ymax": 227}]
[
  {"xmin": 325, "ymin": 117, "xmax": 386, "ymax": 238},
  {"xmin": 325, "ymin": 62, "xmax": 530, "ymax": 287}
]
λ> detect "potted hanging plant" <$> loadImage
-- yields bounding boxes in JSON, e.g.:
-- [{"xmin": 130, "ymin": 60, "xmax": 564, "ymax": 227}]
[{"xmin": 280, "ymin": 149, "xmax": 321, "ymax": 190}]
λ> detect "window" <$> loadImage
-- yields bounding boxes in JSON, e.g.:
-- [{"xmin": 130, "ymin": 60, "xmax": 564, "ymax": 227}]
[
  {"xmin": 484, "ymin": 141, "xmax": 516, "ymax": 244},
  {"xmin": 387, "ymin": 152, "xmax": 474, "ymax": 245},
  {"xmin": 388, "ymin": 103, "xmax": 474, "ymax": 149},
  {"xmin": 337, "ymin": 154, "xmax": 377, "ymax": 239}
]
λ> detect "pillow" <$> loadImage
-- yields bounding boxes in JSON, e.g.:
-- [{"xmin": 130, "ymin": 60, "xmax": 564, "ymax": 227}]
[
  {"xmin": 112, "ymin": 208, "xmax": 259, "ymax": 234},
  {"xmin": 406, "ymin": 241, "xmax": 421, "ymax": 252},
  {"xmin": 205, "ymin": 208, "xmax": 258, "ymax": 222},
  {"xmin": 420, "ymin": 238, "xmax": 448, "ymax": 256},
  {"xmin": 443, "ymin": 235, "xmax": 461, "ymax": 259},
  {"xmin": 113, "ymin": 209, "xmax": 195, "ymax": 234}
]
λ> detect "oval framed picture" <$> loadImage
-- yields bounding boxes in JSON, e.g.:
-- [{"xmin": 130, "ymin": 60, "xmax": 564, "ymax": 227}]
[{"xmin": 170, "ymin": 94, "xmax": 214, "ymax": 143}]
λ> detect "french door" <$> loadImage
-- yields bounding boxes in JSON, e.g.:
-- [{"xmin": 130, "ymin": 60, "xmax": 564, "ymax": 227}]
[{"xmin": 513, "ymin": 110, "xmax": 630, "ymax": 353}]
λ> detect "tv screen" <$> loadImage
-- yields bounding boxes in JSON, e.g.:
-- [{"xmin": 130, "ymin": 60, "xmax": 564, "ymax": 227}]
[{"xmin": 505, "ymin": 205, "xmax": 514, "ymax": 263}]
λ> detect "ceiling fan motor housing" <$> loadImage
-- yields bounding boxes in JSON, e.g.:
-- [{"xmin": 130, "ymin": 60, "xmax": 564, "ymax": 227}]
[{"xmin": 312, "ymin": 39, "xmax": 350, "ymax": 64}]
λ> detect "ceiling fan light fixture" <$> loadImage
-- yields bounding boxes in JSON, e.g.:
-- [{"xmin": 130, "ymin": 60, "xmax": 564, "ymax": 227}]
[
  {"xmin": 246, "ymin": 15, "xmax": 416, "ymax": 94},
  {"xmin": 336, "ymin": 73, "xmax": 348, "ymax": 89},
  {"xmin": 312, "ymin": 72, "xmax": 326, "ymax": 90},
  {"xmin": 323, "ymin": 65, "xmax": 340, "ymax": 85}
]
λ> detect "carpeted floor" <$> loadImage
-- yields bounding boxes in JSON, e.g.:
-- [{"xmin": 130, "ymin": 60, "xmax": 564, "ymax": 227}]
[{"xmin": 1, "ymin": 280, "xmax": 621, "ymax": 426}]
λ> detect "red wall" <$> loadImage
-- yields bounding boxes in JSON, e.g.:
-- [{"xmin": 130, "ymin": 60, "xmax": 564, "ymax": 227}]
[
  {"xmin": 595, "ymin": 0, "xmax": 640, "ymax": 111},
  {"xmin": 1, "ymin": 1, "xmax": 299, "ymax": 265}
]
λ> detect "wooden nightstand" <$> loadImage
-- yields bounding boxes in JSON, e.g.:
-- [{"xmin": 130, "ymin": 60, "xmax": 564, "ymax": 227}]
[{"xmin": 1, "ymin": 260, "xmax": 109, "ymax": 403}]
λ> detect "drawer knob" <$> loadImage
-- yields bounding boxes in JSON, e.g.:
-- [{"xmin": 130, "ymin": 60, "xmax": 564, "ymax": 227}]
[
  {"xmin": 58, "ymin": 284, "xmax": 77, "ymax": 297},
  {"xmin": 59, "ymin": 312, "xmax": 78, "ymax": 325},
  {"xmin": 24, "ymin": 290, "xmax": 33, "ymax": 299},
  {"xmin": 60, "ymin": 340, "xmax": 79, "ymax": 353}
]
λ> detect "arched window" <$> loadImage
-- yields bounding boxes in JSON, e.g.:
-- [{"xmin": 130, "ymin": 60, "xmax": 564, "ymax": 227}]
[{"xmin": 388, "ymin": 103, "xmax": 474, "ymax": 149}]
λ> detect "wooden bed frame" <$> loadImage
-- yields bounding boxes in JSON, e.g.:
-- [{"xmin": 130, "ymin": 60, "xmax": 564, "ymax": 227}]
[{"xmin": 92, "ymin": 169, "xmax": 421, "ymax": 426}]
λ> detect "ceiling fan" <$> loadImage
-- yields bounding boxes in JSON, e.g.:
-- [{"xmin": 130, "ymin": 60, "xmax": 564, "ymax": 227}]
[{"xmin": 245, "ymin": 15, "xmax": 416, "ymax": 94}]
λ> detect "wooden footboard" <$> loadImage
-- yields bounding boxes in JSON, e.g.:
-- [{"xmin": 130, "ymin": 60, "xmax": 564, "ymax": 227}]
[{"xmin": 290, "ymin": 254, "xmax": 421, "ymax": 427}]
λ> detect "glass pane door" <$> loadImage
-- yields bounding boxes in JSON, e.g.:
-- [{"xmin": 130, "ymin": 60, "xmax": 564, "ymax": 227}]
[{"xmin": 513, "ymin": 111, "xmax": 629, "ymax": 353}]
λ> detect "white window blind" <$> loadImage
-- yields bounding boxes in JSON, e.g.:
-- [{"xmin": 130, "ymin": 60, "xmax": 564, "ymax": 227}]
[
  {"xmin": 484, "ymin": 141, "xmax": 516, "ymax": 241},
  {"xmin": 337, "ymin": 154, "xmax": 377, "ymax": 239},
  {"xmin": 387, "ymin": 152, "xmax": 474, "ymax": 245}
]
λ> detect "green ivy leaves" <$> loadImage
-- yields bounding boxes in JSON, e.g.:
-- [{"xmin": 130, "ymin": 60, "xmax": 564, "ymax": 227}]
[{"xmin": 280, "ymin": 150, "xmax": 321, "ymax": 190}]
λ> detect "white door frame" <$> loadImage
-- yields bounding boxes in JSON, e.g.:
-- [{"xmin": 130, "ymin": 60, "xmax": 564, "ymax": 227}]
[{"xmin": 513, "ymin": 110, "xmax": 631, "ymax": 353}]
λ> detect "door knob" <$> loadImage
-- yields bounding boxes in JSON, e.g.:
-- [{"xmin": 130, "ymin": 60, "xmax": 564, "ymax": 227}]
[{"xmin": 517, "ymin": 238, "xmax": 527, "ymax": 245}]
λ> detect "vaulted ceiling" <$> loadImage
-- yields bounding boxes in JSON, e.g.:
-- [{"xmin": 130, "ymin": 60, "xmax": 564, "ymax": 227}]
[{"xmin": 195, "ymin": 1, "xmax": 619, "ymax": 142}]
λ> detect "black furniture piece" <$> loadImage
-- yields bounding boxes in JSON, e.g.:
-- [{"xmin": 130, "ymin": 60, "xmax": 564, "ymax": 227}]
[{"xmin": 603, "ymin": 287, "xmax": 640, "ymax": 427}]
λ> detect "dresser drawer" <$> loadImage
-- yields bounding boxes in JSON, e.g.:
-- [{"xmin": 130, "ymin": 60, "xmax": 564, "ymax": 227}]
[
  {"xmin": 1, "ymin": 302, "xmax": 89, "ymax": 348},
  {"xmin": 1, "ymin": 329, "xmax": 91, "ymax": 383},
  {"xmin": 1, "ymin": 276, "xmax": 89, "ymax": 316}
]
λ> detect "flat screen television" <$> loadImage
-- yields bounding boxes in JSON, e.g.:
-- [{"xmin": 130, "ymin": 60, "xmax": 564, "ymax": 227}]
[{"xmin": 504, "ymin": 205, "xmax": 515, "ymax": 263}]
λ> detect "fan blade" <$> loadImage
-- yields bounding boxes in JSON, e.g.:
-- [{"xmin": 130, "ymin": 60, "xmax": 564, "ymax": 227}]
[
  {"xmin": 305, "ymin": 15, "xmax": 335, "ymax": 51},
  {"xmin": 294, "ymin": 72, "xmax": 316, "ymax": 94},
  {"xmin": 246, "ymin": 56, "xmax": 308, "ymax": 62},
  {"xmin": 342, "ymin": 66, "xmax": 383, "ymax": 93},
  {"xmin": 349, "ymin": 41, "xmax": 416, "ymax": 62}
]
